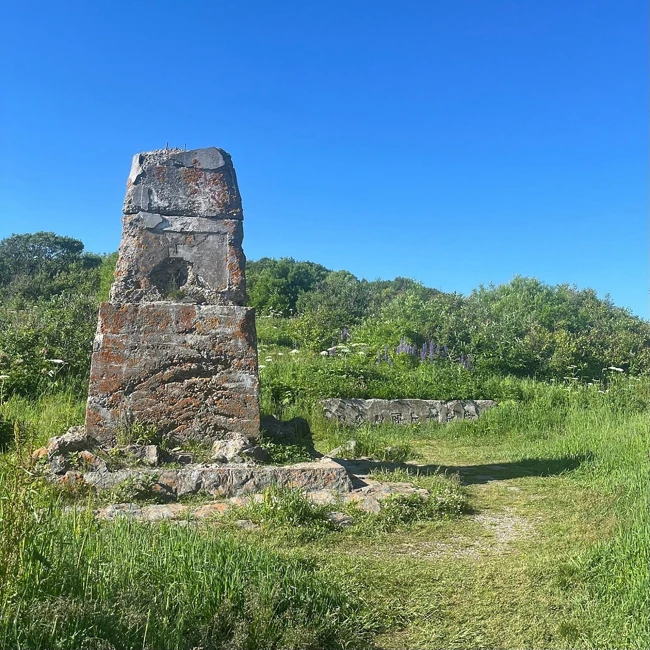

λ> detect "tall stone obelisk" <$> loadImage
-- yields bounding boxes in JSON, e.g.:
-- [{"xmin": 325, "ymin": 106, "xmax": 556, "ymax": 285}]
[{"xmin": 85, "ymin": 148, "xmax": 260, "ymax": 448}]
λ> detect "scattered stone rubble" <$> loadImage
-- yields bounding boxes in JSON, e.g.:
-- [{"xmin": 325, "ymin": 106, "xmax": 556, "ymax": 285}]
[
  {"xmin": 32, "ymin": 431, "xmax": 351, "ymax": 498},
  {"xmin": 322, "ymin": 398, "xmax": 497, "ymax": 426},
  {"xmin": 90, "ymin": 475, "xmax": 433, "ymax": 524},
  {"xmin": 35, "ymin": 429, "xmax": 436, "ymax": 525}
]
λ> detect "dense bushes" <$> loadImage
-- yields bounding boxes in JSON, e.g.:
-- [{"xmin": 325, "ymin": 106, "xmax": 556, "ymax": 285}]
[
  {"xmin": 0, "ymin": 233, "xmax": 116, "ymax": 396},
  {"xmin": 252, "ymin": 261, "xmax": 650, "ymax": 381},
  {"xmin": 0, "ymin": 237, "xmax": 648, "ymax": 400}
]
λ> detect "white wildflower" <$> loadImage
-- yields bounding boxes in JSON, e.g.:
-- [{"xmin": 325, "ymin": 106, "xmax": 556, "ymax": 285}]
[{"xmin": 607, "ymin": 366, "xmax": 624, "ymax": 372}]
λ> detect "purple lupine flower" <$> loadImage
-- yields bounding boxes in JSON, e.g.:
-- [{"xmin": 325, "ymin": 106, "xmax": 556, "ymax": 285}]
[
  {"xmin": 420, "ymin": 343, "xmax": 427, "ymax": 361},
  {"xmin": 429, "ymin": 340, "xmax": 435, "ymax": 362},
  {"xmin": 466, "ymin": 354, "xmax": 472, "ymax": 370},
  {"xmin": 443, "ymin": 344, "xmax": 449, "ymax": 359},
  {"xmin": 341, "ymin": 327, "xmax": 350, "ymax": 342},
  {"xmin": 377, "ymin": 350, "xmax": 382, "ymax": 364}
]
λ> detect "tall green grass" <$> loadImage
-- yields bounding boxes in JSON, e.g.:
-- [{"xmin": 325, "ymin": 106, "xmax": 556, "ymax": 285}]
[
  {"xmin": 260, "ymin": 364, "xmax": 649, "ymax": 647},
  {"xmin": 0, "ymin": 392, "xmax": 377, "ymax": 649},
  {"xmin": 0, "ymin": 367, "xmax": 646, "ymax": 648},
  {"xmin": 0, "ymin": 456, "xmax": 375, "ymax": 649},
  {"xmin": 0, "ymin": 391, "xmax": 85, "ymax": 449},
  {"xmin": 259, "ymin": 348, "xmax": 647, "ymax": 414}
]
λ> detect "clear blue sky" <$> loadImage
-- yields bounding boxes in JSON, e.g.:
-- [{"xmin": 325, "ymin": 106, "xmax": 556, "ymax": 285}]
[{"xmin": 1, "ymin": 0, "xmax": 647, "ymax": 317}]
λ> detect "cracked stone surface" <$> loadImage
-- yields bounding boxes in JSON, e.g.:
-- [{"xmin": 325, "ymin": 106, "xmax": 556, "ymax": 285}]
[
  {"xmin": 85, "ymin": 303, "xmax": 259, "ymax": 446},
  {"xmin": 88, "ymin": 470, "xmax": 438, "ymax": 523},
  {"xmin": 114, "ymin": 148, "xmax": 245, "ymax": 305}
]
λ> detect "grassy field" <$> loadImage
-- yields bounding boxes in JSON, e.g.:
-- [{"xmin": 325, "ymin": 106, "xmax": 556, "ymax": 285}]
[{"xmin": 0, "ymin": 370, "xmax": 647, "ymax": 649}]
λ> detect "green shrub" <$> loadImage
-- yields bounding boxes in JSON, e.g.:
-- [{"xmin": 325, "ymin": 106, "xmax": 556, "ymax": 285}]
[
  {"xmin": 368, "ymin": 469, "xmax": 468, "ymax": 530},
  {"xmin": 258, "ymin": 438, "xmax": 313, "ymax": 464},
  {"xmin": 115, "ymin": 420, "xmax": 159, "ymax": 446},
  {"xmin": 237, "ymin": 485, "xmax": 334, "ymax": 538}
]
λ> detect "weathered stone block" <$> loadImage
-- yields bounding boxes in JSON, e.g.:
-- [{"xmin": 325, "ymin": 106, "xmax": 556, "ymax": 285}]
[
  {"xmin": 85, "ymin": 147, "xmax": 260, "ymax": 455},
  {"xmin": 321, "ymin": 398, "xmax": 497, "ymax": 426},
  {"xmin": 123, "ymin": 148, "xmax": 242, "ymax": 218},
  {"xmin": 85, "ymin": 303, "xmax": 260, "ymax": 447},
  {"xmin": 110, "ymin": 214, "xmax": 245, "ymax": 305}
]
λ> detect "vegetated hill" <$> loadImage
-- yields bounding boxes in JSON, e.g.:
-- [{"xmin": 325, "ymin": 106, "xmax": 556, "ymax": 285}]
[
  {"xmin": 0, "ymin": 236, "xmax": 648, "ymax": 399},
  {"xmin": 248, "ymin": 257, "xmax": 650, "ymax": 379}
]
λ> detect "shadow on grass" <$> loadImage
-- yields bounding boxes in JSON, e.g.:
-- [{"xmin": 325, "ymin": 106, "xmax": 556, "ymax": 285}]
[
  {"xmin": 0, "ymin": 416, "xmax": 13, "ymax": 452},
  {"xmin": 337, "ymin": 453, "xmax": 593, "ymax": 488}
]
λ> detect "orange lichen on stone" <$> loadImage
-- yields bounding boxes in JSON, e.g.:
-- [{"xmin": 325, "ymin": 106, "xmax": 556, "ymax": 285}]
[{"xmin": 86, "ymin": 148, "xmax": 259, "ymax": 448}]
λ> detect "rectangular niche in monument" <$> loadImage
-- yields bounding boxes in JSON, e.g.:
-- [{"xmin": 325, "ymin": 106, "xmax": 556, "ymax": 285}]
[{"xmin": 85, "ymin": 147, "xmax": 260, "ymax": 448}]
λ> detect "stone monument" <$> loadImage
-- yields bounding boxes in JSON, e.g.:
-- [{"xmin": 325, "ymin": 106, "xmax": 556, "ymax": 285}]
[{"xmin": 85, "ymin": 147, "xmax": 260, "ymax": 449}]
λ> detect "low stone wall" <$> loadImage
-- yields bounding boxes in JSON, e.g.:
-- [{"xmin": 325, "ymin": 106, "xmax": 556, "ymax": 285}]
[{"xmin": 321, "ymin": 398, "xmax": 497, "ymax": 426}]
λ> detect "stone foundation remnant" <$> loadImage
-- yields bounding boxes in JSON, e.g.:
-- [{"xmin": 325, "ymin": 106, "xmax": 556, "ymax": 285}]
[
  {"xmin": 321, "ymin": 398, "xmax": 497, "ymax": 426},
  {"xmin": 85, "ymin": 147, "xmax": 260, "ymax": 448}
]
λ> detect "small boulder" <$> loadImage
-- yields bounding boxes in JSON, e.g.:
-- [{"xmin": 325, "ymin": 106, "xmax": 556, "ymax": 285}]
[
  {"xmin": 344, "ymin": 494, "xmax": 381, "ymax": 514},
  {"xmin": 325, "ymin": 440, "xmax": 358, "ymax": 458},
  {"xmin": 46, "ymin": 427, "xmax": 92, "ymax": 456},
  {"xmin": 241, "ymin": 445, "xmax": 270, "ymax": 463},
  {"xmin": 229, "ymin": 493, "xmax": 264, "ymax": 507},
  {"xmin": 306, "ymin": 490, "xmax": 338, "ymax": 505},
  {"xmin": 79, "ymin": 450, "xmax": 108, "ymax": 473},
  {"xmin": 139, "ymin": 445, "xmax": 160, "ymax": 466},
  {"xmin": 49, "ymin": 454, "xmax": 70, "ymax": 475},
  {"xmin": 193, "ymin": 502, "xmax": 230, "ymax": 518},
  {"xmin": 31, "ymin": 447, "xmax": 49, "ymax": 462},
  {"xmin": 211, "ymin": 434, "xmax": 253, "ymax": 463},
  {"xmin": 96, "ymin": 503, "xmax": 142, "ymax": 520},
  {"xmin": 327, "ymin": 511, "xmax": 354, "ymax": 527},
  {"xmin": 56, "ymin": 470, "xmax": 85, "ymax": 488}
]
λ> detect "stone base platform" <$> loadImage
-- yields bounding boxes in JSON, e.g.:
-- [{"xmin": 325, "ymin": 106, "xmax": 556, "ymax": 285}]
[{"xmin": 78, "ymin": 460, "xmax": 352, "ymax": 498}]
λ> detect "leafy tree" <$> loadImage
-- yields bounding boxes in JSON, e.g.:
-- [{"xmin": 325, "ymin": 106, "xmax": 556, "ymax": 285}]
[
  {"xmin": 294, "ymin": 271, "xmax": 372, "ymax": 350},
  {"xmin": 0, "ymin": 233, "xmax": 117, "ymax": 397},
  {"xmin": 247, "ymin": 258, "xmax": 330, "ymax": 316},
  {"xmin": 462, "ymin": 277, "xmax": 650, "ymax": 378},
  {"xmin": 0, "ymin": 232, "xmax": 101, "ymax": 303}
]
